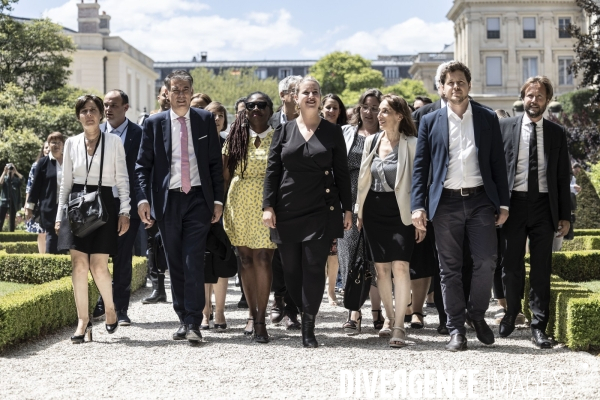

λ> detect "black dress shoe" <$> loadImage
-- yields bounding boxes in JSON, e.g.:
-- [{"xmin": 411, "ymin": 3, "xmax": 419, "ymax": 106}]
[
  {"xmin": 270, "ymin": 295, "xmax": 285, "ymax": 324},
  {"xmin": 253, "ymin": 322, "xmax": 269, "ymax": 344},
  {"xmin": 471, "ymin": 319, "xmax": 495, "ymax": 345},
  {"xmin": 445, "ymin": 333, "xmax": 468, "ymax": 351},
  {"xmin": 531, "ymin": 329, "xmax": 553, "ymax": 349},
  {"xmin": 464, "ymin": 313, "xmax": 474, "ymax": 329},
  {"xmin": 285, "ymin": 312, "xmax": 301, "ymax": 330},
  {"xmin": 437, "ymin": 324, "xmax": 449, "ymax": 335},
  {"xmin": 142, "ymin": 290, "xmax": 167, "ymax": 304},
  {"xmin": 186, "ymin": 324, "xmax": 202, "ymax": 342},
  {"xmin": 92, "ymin": 300, "xmax": 105, "ymax": 319},
  {"xmin": 301, "ymin": 313, "xmax": 318, "ymax": 348},
  {"xmin": 117, "ymin": 310, "xmax": 131, "ymax": 326},
  {"xmin": 499, "ymin": 313, "xmax": 517, "ymax": 338},
  {"xmin": 172, "ymin": 324, "xmax": 187, "ymax": 340}
]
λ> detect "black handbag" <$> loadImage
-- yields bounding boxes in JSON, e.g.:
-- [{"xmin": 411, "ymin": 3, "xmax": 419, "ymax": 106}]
[
  {"xmin": 67, "ymin": 133, "xmax": 109, "ymax": 238},
  {"xmin": 343, "ymin": 229, "xmax": 373, "ymax": 311}
]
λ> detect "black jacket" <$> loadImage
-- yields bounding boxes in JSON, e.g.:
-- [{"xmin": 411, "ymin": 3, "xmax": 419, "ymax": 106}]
[{"xmin": 28, "ymin": 157, "xmax": 58, "ymax": 231}]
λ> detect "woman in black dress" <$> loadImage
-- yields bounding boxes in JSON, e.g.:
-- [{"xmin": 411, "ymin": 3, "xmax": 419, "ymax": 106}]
[
  {"xmin": 263, "ymin": 77, "xmax": 352, "ymax": 348},
  {"xmin": 355, "ymin": 95, "xmax": 425, "ymax": 348},
  {"xmin": 55, "ymin": 95, "xmax": 130, "ymax": 343}
]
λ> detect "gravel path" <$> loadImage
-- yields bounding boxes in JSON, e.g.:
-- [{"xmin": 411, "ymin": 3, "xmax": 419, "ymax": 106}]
[{"xmin": 1, "ymin": 278, "xmax": 599, "ymax": 399}]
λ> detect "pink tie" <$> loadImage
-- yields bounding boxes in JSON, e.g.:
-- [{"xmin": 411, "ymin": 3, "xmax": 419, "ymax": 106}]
[{"xmin": 178, "ymin": 116, "xmax": 191, "ymax": 194}]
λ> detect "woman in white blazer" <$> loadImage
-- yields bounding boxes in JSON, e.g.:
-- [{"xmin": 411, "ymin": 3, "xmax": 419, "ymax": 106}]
[{"xmin": 355, "ymin": 94, "xmax": 425, "ymax": 348}]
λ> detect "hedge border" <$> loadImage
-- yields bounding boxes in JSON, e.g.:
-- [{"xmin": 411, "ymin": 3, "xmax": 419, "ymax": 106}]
[
  {"xmin": 524, "ymin": 250, "xmax": 600, "ymax": 282},
  {"xmin": 0, "ymin": 242, "xmax": 41, "ymax": 254},
  {"xmin": 0, "ymin": 256, "xmax": 147, "ymax": 351},
  {"xmin": 521, "ymin": 265, "xmax": 600, "ymax": 350},
  {"xmin": 0, "ymin": 254, "xmax": 73, "ymax": 284},
  {"xmin": 561, "ymin": 236, "xmax": 600, "ymax": 252},
  {"xmin": 574, "ymin": 229, "xmax": 600, "ymax": 237},
  {"xmin": 0, "ymin": 233, "xmax": 37, "ymax": 242}
]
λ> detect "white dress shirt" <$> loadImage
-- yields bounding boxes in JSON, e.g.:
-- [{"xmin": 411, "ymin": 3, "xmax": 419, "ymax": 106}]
[
  {"xmin": 512, "ymin": 114, "xmax": 548, "ymax": 193},
  {"xmin": 444, "ymin": 103, "xmax": 484, "ymax": 189},
  {"xmin": 105, "ymin": 119, "xmax": 129, "ymax": 197},
  {"xmin": 56, "ymin": 132, "xmax": 130, "ymax": 222},
  {"xmin": 49, "ymin": 152, "xmax": 62, "ymax": 204},
  {"xmin": 169, "ymin": 109, "xmax": 201, "ymax": 189}
]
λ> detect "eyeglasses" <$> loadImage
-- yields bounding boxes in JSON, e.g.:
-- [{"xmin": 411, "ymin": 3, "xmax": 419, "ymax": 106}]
[
  {"xmin": 360, "ymin": 105, "xmax": 379, "ymax": 114},
  {"xmin": 245, "ymin": 102, "xmax": 268, "ymax": 110},
  {"xmin": 49, "ymin": 141, "xmax": 62, "ymax": 146},
  {"xmin": 170, "ymin": 88, "xmax": 191, "ymax": 97}
]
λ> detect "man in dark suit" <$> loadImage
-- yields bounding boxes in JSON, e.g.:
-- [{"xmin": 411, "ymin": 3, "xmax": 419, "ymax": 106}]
[
  {"xmin": 498, "ymin": 76, "xmax": 571, "ymax": 348},
  {"xmin": 136, "ymin": 70, "xmax": 224, "ymax": 343},
  {"xmin": 90, "ymin": 90, "xmax": 143, "ymax": 325},
  {"xmin": 411, "ymin": 61, "xmax": 510, "ymax": 351}
]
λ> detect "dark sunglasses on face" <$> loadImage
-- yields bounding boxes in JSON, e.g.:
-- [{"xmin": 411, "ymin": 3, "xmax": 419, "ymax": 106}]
[{"xmin": 245, "ymin": 101, "xmax": 268, "ymax": 110}]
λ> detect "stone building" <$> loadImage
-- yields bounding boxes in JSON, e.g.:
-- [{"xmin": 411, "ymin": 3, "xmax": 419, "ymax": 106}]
[
  {"xmin": 446, "ymin": 0, "xmax": 588, "ymax": 111},
  {"xmin": 65, "ymin": 1, "xmax": 157, "ymax": 120}
]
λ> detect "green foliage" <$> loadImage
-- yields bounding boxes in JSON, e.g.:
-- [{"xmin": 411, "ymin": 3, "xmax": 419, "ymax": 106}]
[
  {"xmin": 0, "ymin": 281, "xmax": 31, "ymax": 297},
  {"xmin": 0, "ymin": 17, "xmax": 75, "ymax": 96},
  {"xmin": 579, "ymin": 280, "xmax": 600, "ymax": 293},
  {"xmin": 0, "ymin": 232, "xmax": 36, "ymax": 242},
  {"xmin": 189, "ymin": 68, "xmax": 279, "ymax": 113},
  {"xmin": 558, "ymin": 89, "xmax": 600, "ymax": 120},
  {"xmin": 310, "ymin": 52, "xmax": 374, "ymax": 96},
  {"xmin": 588, "ymin": 162, "xmax": 600, "ymax": 197},
  {"xmin": 0, "ymin": 0, "xmax": 18, "ymax": 14},
  {"xmin": 573, "ymin": 169, "xmax": 600, "ymax": 228},
  {"xmin": 0, "ymin": 254, "xmax": 72, "ymax": 284},
  {"xmin": 0, "ymin": 127, "xmax": 42, "ymax": 175},
  {"xmin": 0, "ymin": 241, "xmax": 38, "ymax": 254},
  {"xmin": 383, "ymin": 79, "xmax": 440, "ymax": 105},
  {"xmin": 547, "ymin": 250, "xmax": 600, "ymax": 281},
  {"xmin": 0, "ymin": 257, "xmax": 147, "ymax": 350},
  {"xmin": 561, "ymin": 236, "xmax": 600, "ymax": 251},
  {"xmin": 574, "ymin": 229, "xmax": 600, "ymax": 236}
]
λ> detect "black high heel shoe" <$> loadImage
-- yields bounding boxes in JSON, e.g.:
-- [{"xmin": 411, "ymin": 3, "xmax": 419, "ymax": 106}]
[
  {"xmin": 71, "ymin": 320, "xmax": 93, "ymax": 344},
  {"xmin": 342, "ymin": 310, "xmax": 362, "ymax": 336},
  {"xmin": 244, "ymin": 318, "xmax": 254, "ymax": 336},
  {"xmin": 372, "ymin": 309, "xmax": 384, "ymax": 330},
  {"xmin": 106, "ymin": 315, "xmax": 119, "ymax": 334},
  {"xmin": 253, "ymin": 322, "xmax": 269, "ymax": 343},
  {"xmin": 301, "ymin": 313, "xmax": 318, "ymax": 348}
]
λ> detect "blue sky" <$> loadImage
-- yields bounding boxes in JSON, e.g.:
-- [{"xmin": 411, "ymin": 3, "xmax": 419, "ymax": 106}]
[{"xmin": 11, "ymin": 0, "xmax": 455, "ymax": 61}]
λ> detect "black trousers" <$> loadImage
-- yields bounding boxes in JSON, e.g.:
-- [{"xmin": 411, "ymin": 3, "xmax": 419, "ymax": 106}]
[
  {"xmin": 271, "ymin": 249, "xmax": 299, "ymax": 314},
  {"xmin": 46, "ymin": 227, "xmax": 59, "ymax": 254},
  {"xmin": 158, "ymin": 190, "xmax": 212, "ymax": 325},
  {"xmin": 277, "ymin": 239, "xmax": 331, "ymax": 315},
  {"xmin": 111, "ymin": 198, "xmax": 141, "ymax": 312},
  {"xmin": 0, "ymin": 204, "xmax": 16, "ymax": 232},
  {"xmin": 432, "ymin": 191, "xmax": 497, "ymax": 336},
  {"xmin": 146, "ymin": 223, "xmax": 167, "ymax": 288},
  {"xmin": 493, "ymin": 227, "xmax": 505, "ymax": 299},
  {"xmin": 501, "ymin": 194, "xmax": 555, "ymax": 331}
]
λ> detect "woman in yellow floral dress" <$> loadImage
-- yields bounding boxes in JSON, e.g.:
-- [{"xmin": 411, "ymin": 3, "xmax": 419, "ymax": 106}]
[{"xmin": 223, "ymin": 92, "xmax": 277, "ymax": 343}]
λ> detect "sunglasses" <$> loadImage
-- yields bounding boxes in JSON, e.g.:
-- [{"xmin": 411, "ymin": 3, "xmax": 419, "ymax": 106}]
[{"xmin": 245, "ymin": 101, "xmax": 268, "ymax": 110}]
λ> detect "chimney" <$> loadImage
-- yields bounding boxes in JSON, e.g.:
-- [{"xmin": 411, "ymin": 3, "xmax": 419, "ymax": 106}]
[
  {"xmin": 99, "ymin": 10, "xmax": 111, "ymax": 36},
  {"xmin": 77, "ymin": 0, "xmax": 100, "ymax": 34},
  {"xmin": 201, "ymin": 52, "xmax": 207, "ymax": 62}
]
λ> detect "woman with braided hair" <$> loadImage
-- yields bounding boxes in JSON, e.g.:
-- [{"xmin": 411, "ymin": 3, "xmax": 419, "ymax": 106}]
[{"xmin": 223, "ymin": 92, "xmax": 277, "ymax": 343}]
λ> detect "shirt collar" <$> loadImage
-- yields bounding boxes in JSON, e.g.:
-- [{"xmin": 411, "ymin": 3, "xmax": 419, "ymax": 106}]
[
  {"xmin": 250, "ymin": 127, "xmax": 272, "ymax": 139},
  {"xmin": 280, "ymin": 112, "xmax": 288, "ymax": 124},
  {"xmin": 48, "ymin": 151, "xmax": 56, "ymax": 161},
  {"xmin": 522, "ymin": 113, "xmax": 542, "ymax": 128},
  {"xmin": 106, "ymin": 118, "xmax": 128, "ymax": 134},
  {"xmin": 170, "ymin": 108, "xmax": 191, "ymax": 122},
  {"xmin": 447, "ymin": 102, "xmax": 472, "ymax": 120},
  {"xmin": 441, "ymin": 99, "xmax": 448, "ymax": 108}
]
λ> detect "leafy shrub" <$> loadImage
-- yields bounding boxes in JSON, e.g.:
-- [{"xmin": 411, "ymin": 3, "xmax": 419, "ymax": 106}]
[
  {"xmin": 0, "ymin": 233, "xmax": 37, "ymax": 242},
  {"xmin": 0, "ymin": 254, "xmax": 72, "ymax": 284},
  {"xmin": 0, "ymin": 242, "xmax": 39, "ymax": 254}
]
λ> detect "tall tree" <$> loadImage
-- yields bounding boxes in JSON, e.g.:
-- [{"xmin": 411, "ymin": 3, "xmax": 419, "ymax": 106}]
[
  {"xmin": 0, "ymin": 17, "xmax": 76, "ymax": 96},
  {"xmin": 0, "ymin": 0, "xmax": 18, "ymax": 15},
  {"xmin": 569, "ymin": 0, "xmax": 600, "ymax": 104}
]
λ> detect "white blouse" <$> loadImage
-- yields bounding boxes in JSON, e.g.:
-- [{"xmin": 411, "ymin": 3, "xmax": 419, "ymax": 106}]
[{"xmin": 56, "ymin": 132, "xmax": 130, "ymax": 222}]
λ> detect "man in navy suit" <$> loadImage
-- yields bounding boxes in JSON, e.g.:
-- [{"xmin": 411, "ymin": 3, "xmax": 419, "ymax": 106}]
[
  {"xmin": 411, "ymin": 61, "xmax": 510, "ymax": 351},
  {"xmin": 92, "ymin": 90, "xmax": 143, "ymax": 326},
  {"xmin": 136, "ymin": 70, "xmax": 224, "ymax": 343}
]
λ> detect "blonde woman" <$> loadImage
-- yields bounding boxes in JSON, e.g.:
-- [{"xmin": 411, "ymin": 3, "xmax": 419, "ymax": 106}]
[{"xmin": 355, "ymin": 94, "xmax": 425, "ymax": 348}]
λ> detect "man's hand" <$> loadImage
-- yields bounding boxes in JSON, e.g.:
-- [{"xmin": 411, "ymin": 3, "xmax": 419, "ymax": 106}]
[
  {"xmin": 412, "ymin": 210, "xmax": 427, "ymax": 231},
  {"xmin": 556, "ymin": 220, "xmax": 571, "ymax": 237},
  {"xmin": 343, "ymin": 211, "xmax": 352, "ymax": 231},
  {"xmin": 144, "ymin": 220, "xmax": 155, "ymax": 229},
  {"xmin": 138, "ymin": 202, "xmax": 152, "ymax": 224},
  {"xmin": 118, "ymin": 216, "xmax": 130, "ymax": 236},
  {"xmin": 54, "ymin": 221, "xmax": 60, "ymax": 234},
  {"xmin": 415, "ymin": 227, "xmax": 426, "ymax": 243},
  {"xmin": 495, "ymin": 208, "xmax": 509, "ymax": 226},
  {"xmin": 211, "ymin": 204, "xmax": 223, "ymax": 223},
  {"xmin": 25, "ymin": 208, "xmax": 33, "ymax": 220},
  {"xmin": 262, "ymin": 207, "xmax": 276, "ymax": 229},
  {"xmin": 573, "ymin": 184, "xmax": 581, "ymax": 194}
]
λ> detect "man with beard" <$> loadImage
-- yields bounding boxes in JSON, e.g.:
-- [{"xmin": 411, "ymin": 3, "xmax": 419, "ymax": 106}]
[
  {"xmin": 411, "ymin": 61, "xmax": 509, "ymax": 351},
  {"xmin": 498, "ymin": 76, "xmax": 571, "ymax": 349}
]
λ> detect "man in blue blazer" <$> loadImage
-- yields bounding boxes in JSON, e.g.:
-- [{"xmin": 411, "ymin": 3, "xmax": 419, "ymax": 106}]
[
  {"xmin": 411, "ymin": 61, "xmax": 510, "ymax": 351},
  {"xmin": 92, "ymin": 90, "xmax": 143, "ymax": 326},
  {"xmin": 136, "ymin": 70, "xmax": 224, "ymax": 343}
]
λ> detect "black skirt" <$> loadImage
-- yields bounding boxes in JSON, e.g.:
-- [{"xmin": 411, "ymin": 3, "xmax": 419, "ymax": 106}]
[
  {"xmin": 409, "ymin": 223, "xmax": 438, "ymax": 280},
  {"xmin": 57, "ymin": 184, "xmax": 119, "ymax": 255},
  {"xmin": 362, "ymin": 190, "xmax": 415, "ymax": 263}
]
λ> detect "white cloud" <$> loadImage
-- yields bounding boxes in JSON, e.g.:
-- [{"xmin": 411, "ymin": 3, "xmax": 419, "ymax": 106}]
[
  {"xmin": 334, "ymin": 17, "xmax": 454, "ymax": 56},
  {"xmin": 43, "ymin": 1, "xmax": 302, "ymax": 61}
]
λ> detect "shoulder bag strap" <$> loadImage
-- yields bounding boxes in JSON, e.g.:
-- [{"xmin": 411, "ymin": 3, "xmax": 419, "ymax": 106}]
[{"xmin": 97, "ymin": 131, "xmax": 105, "ymax": 188}]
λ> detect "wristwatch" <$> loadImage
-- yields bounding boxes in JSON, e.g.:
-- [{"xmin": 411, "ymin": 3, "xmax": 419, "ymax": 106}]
[{"xmin": 118, "ymin": 212, "xmax": 130, "ymax": 219}]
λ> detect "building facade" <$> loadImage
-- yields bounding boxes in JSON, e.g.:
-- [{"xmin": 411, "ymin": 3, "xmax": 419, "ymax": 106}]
[
  {"xmin": 447, "ymin": 0, "xmax": 587, "ymax": 111},
  {"xmin": 65, "ymin": 1, "xmax": 158, "ymax": 120}
]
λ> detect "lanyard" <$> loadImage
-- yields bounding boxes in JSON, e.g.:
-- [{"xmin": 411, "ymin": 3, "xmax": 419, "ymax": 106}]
[{"xmin": 83, "ymin": 135, "xmax": 102, "ymax": 190}]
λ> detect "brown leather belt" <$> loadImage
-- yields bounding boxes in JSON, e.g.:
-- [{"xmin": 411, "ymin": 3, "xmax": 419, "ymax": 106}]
[
  {"xmin": 169, "ymin": 186, "xmax": 201, "ymax": 193},
  {"xmin": 442, "ymin": 186, "xmax": 485, "ymax": 197}
]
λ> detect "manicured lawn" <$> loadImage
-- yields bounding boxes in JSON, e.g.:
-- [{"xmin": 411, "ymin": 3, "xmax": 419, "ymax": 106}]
[
  {"xmin": 0, "ymin": 281, "xmax": 33, "ymax": 297},
  {"xmin": 579, "ymin": 280, "xmax": 600, "ymax": 293}
]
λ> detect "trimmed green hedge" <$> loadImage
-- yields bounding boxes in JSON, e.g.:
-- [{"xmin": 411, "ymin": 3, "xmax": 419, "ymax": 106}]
[
  {"xmin": 561, "ymin": 236, "xmax": 600, "ymax": 251},
  {"xmin": 574, "ymin": 229, "xmax": 600, "ymax": 237},
  {"xmin": 0, "ymin": 232, "xmax": 37, "ymax": 242},
  {"xmin": 521, "ymin": 266, "xmax": 600, "ymax": 350},
  {"xmin": 0, "ymin": 255, "xmax": 72, "ymax": 284},
  {"xmin": 524, "ymin": 250, "xmax": 600, "ymax": 282},
  {"xmin": 0, "ymin": 242, "xmax": 40, "ymax": 254},
  {"xmin": 0, "ymin": 257, "xmax": 147, "ymax": 350}
]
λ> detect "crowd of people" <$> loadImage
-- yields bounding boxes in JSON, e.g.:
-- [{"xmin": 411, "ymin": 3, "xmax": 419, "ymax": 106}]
[{"xmin": 21, "ymin": 59, "xmax": 575, "ymax": 352}]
